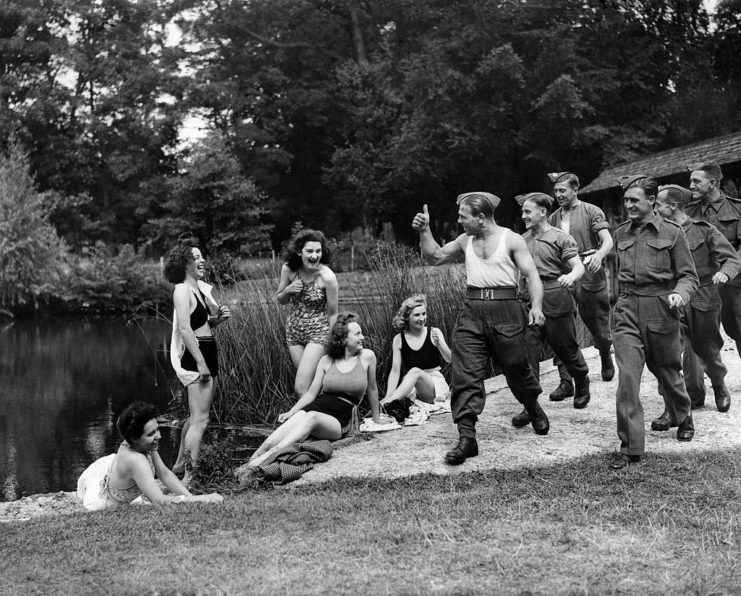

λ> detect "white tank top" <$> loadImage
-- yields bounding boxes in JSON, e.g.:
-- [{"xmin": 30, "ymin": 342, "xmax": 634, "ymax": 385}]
[{"xmin": 465, "ymin": 230, "xmax": 518, "ymax": 287}]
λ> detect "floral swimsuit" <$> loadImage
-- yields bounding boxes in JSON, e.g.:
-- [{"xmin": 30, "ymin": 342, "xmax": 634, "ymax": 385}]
[{"xmin": 285, "ymin": 275, "xmax": 329, "ymax": 346}]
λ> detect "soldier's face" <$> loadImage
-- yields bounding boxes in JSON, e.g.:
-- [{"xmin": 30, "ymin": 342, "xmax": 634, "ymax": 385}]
[
  {"xmin": 689, "ymin": 170, "xmax": 714, "ymax": 201},
  {"xmin": 553, "ymin": 182, "xmax": 577, "ymax": 207},
  {"xmin": 654, "ymin": 193, "xmax": 675, "ymax": 220},
  {"xmin": 521, "ymin": 201, "xmax": 546, "ymax": 230},
  {"xmin": 623, "ymin": 188, "xmax": 655, "ymax": 224}
]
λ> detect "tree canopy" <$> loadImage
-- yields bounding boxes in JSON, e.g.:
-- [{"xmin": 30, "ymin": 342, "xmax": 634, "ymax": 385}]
[{"xmin": 1, "ymin": 0, "xmax": 739, "ymax": 252}]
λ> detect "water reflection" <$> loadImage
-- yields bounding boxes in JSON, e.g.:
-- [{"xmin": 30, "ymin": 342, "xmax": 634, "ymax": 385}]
[{"xmin": 0, "ymin": 317, "xmax": 177, "ymax": 501}]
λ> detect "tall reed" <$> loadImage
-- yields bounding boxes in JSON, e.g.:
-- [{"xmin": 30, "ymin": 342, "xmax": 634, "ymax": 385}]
[{"xmin": 211, "ymin": 243, "xmax": 466, "ymax": 425}]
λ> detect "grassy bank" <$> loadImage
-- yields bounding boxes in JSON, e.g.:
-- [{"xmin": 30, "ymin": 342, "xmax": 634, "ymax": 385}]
[{"xmin": 2, "ymin": 449, "xmax": 740, "ymax": 594}]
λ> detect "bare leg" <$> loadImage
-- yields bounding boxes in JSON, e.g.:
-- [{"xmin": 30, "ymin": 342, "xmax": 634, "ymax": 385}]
[
  {"xmin": 249, "ymin": 411, "xmax": 341, "ymax": 467},
  {"xmin": 293, "ymin": 342, "xmax": 326, "ymax": 396},
  {"xmin": 179, "ymin": 380, "xmax": 215, "ymax": 470},
  {"xmin": 385, "ymin": 368, "xmax": 437, "ymax": 404},
  {"xmin": 173, "ymin": 417, "xmax": 191, "ymax": 472},
  {"xmin": 288, "ymin": 345, "xmax": 305, "ymax": 370}
]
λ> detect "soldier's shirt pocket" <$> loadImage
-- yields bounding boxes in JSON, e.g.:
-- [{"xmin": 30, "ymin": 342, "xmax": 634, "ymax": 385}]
[
  {"xmin": 645, "ymin": 238, "xmax": 673, "ymax": 273},
  {"xmin": 617, "ymin": 238, "xmax": 636, "ymax": 269}
]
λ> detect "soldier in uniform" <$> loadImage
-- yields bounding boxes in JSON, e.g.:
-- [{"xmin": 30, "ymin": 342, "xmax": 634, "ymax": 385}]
[
  {"xmin": 686, "ymin": 162, "xmax": 741, "ymax": 361},
  {"xmin": 652, "ymin": 184, "xmax": 740, "ymax": 421},
  {"xmin": 412, "ymin": 193, "xmax": 548, "ymax": 465},
  {"xmin": 512, "ymin": 193, "xmax": 591, "ymax": 431},
  {"xmin": 609, "ymin": 175, "xmax": 698, "ymax": 470},
  {"xmin": 547, "ymin": 172, "xmax": 615, "ymax": 402}
]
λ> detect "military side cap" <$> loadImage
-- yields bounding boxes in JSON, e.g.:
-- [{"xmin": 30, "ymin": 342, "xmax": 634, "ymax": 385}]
[
  {"xmin": 658, "ymin": 184, "xmax": 693, "ymax": 203},
  {"xmin": 618, "ymin": 174, "xmax": 649, "ymax": 190},
  {"xmin": 515, "ymin": 192, "xmax": 554, "ymax": 207},
  {"xmin": 547, "ymin": 171, "xmax": 576, "ymax": 184},
  {"xmin": 456, "ymin": 191, "xmax": 501, "ymax": 211}
]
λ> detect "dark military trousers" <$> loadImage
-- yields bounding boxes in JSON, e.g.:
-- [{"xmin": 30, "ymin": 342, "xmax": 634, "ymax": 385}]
[
  {"xmin": 526, "ymin": 286, "xmax": 589, "ymax": 382},
  {"xmin": 682, "ymin": 286, "xmax": 727, "ymax": 403},
  {"xmin": 556, "ymin": 282, "xmax": 613, "ymax": 382},
  {"xmin": 718, "ymin": 284, "xmax": 741, "ymax": 355},
  {"xmin": 613, "ymin": 294, "xmax": 691, "ymax": 456},
  {"xmin": 451, "ymin": 298, "xmax": 542, "ymax": 439}
]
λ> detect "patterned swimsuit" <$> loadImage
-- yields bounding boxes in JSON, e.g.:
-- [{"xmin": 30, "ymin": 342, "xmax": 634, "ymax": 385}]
[{"xmin": 285, "ymin": 274, "xmax": 330, "ymax": 346}]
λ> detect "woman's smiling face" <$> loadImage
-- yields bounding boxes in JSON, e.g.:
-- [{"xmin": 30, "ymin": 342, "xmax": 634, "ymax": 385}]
[{"xmin": 300, "ymin": 241, "xmax": 322, "ymax": 270}]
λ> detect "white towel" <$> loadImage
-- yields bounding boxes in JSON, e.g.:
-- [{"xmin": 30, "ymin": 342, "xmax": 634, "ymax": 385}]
[
  {"xmin": 359, "ymin": 417, "xmax": 401, "ymax": 433},
  {"xmin": 170, "ymin": 280, "xmax": 218, "ymax": 386}
]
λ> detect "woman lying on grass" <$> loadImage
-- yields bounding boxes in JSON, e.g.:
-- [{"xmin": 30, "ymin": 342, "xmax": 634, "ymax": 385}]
[
  {"xmin": 248, "ymin": 312, "xmax": 384, "ymax": 468},
  {"xmin": 381, "ymin": 294, "xmax": 452, "ymax": 406},
  {"xmin": 77, "ymin": 402, "xmax": 223, "ymax": 509}
]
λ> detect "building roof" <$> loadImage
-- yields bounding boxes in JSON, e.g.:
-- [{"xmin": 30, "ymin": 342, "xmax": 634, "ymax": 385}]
[{"xmin": 580, "ymin": 131, "xmax": 741, "ymax": 195}]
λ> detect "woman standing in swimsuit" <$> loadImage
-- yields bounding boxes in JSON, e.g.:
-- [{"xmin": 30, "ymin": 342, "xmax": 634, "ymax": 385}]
[
  {"xmin": 381, "ymin": 294, "xmax": 452, "ymax": 406},
  {"xmin": 77, "ymin": 402, "xmax": 222, "ymax": 509},
  {"xmin": 248, "ymin": 312, "xmax": 381, "ymax": 467},
  {"xmin": 164, "ymin": 243, "xmax": 230, "ymax": 484},
  {"xmin": 277, "ymin": 229, "xmax": 339, "ymax": 397}
]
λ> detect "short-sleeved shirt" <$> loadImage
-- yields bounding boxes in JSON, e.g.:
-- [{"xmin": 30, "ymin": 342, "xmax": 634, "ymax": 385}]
[
  {"xmin": 614, "ymin": 214, "xmax": 698, "ymax": 304},
  {"xmin": 522, "ymin": 226, "xmax": 579, "ymax": 280},
  {"xmin": 549, "ymin": 201, "xmax": 610, "ymax": 289}
]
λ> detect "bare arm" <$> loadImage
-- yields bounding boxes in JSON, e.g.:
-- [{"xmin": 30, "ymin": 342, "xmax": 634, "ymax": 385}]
[
  {"xmin": 584, "ymin": 229, "xmax": 614, "ymax": 273},
  {"xmin": 130, "ymin": 452, "xmax": 222, "ymax": 504},
  {"xmin": 510, "ymin": 234, "xmax": 545, "ymax": 325},
  {"xmin": 430, "ymin": 327, "xmax": 452, "ymax": 363},
  {"xmin": 174, "ymin": 285, "xmax": 210, "ymax": 378},
  {"xmin": 276, "ymin": 264, "xmax": 302, "ymax": 305},
  {"xmin": 322, "ymin": 267, "xmax": 339, "ymax": 328},
  {"xmin": 558, "ymin": 256, "xmax": 585, "ymax": 289},
  {"xmin": 381, "ymin": 334, "xmax": 403, "ymax": 404},
  {"xmin": 363, "ymin": 350, "xmax": 381, "ymax": 423},
  {"xmin": 412, "ymin": 204, "xmax": 465, "ymax": 265}
]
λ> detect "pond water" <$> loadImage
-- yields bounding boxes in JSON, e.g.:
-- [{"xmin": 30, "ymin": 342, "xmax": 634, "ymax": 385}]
[{"xmin": 0, "ymin": 317, "xmax": 181, "ymax": 502}]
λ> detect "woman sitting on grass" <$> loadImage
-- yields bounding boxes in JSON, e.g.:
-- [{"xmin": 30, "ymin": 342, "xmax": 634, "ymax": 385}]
[
  {"xmin": 77, "ymin": 402, "xmax": 223, "ymax": 509},
  {"xmin": 381, "ymin": 294, "xmax": 452, "ymax": 406},
  {"xmin": 248, "ymin": 312, "xmax": 382, "ymax": 467}
]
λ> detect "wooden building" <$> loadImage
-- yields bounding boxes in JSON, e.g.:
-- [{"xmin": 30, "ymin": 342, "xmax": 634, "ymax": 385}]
[{"xmin": 576, "ymin": 131, "xmax": 741, "ymax": 300}]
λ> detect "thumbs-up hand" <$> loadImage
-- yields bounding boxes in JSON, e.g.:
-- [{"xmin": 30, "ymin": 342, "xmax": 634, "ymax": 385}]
[{"xmin": 412, "ymin": 204, "xmax": 430, "ymax": 231}]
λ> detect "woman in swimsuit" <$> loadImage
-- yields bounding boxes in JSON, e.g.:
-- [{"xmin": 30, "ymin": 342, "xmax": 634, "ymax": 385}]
[
  {"xmin": 381, "ymin": 294, "xmax": 452, "ymax": 406},
  {"xmin": 77, "ymin": 402, "xmax": 223, "ymax": 509},
  {"xmin": 277, "ymin": 229, "xmax": 339, "ymax": 397},
  {"xmin": 248, "ymin": 312, "xmax": 382, "ymax": 467},
  {"xmin": 164, "ymin": 243, "xmax": 231, "ymax": 484}
]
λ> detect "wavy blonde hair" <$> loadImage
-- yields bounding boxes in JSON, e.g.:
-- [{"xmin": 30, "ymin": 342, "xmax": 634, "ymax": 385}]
[{"xmin": 392, "ymin": 294, "xmax": 427, "ymax": 332}]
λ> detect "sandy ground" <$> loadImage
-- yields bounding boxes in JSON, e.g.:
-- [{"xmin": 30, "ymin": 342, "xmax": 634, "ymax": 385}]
[{"xmin": 3, "ymin": 338, "xmax": 741, "ymax": 521}]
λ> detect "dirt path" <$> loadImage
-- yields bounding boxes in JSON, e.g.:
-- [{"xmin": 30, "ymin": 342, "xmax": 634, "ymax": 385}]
[
  {"xmin": 292, "ymin": 341, "xmax": 741, "ymax": 486},
  {"xmin": 4, "ymin": 338, "xmax": 741, "ymax": 520}
]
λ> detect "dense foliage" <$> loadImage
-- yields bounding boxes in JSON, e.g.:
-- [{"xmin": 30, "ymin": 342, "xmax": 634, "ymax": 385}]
[{"xmin": 1, "ymin": 0, "xmax": 740, "ymax": 301}]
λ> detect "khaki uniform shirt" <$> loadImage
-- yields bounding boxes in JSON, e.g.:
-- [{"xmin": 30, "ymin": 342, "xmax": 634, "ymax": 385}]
[{"xmin": 614, "ymin": 214, "xmax": 698, "ymax": 304}]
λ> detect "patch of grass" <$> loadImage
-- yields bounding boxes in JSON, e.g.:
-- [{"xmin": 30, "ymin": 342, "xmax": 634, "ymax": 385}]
[{"xmin": 2, "ymin": 449, "xmax": 740, "ymax": 595}]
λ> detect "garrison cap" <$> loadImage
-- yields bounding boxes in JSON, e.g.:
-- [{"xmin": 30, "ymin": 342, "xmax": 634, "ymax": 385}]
[
  {"xmin": 658, "ymin": 184, "xmax": 693, "ymax": 203},
  {"xmin": 456, "ymin": 191, "xmax": 501, "ymax": 211},
  {"xmin": 618, "ymin": 174, "xmax": 649, "ymax": 191},
  {"xmin": 515, "ymin": 192, "xmax": 554, "ymax": 207},
  {"xmin": 547, "ymin": 171, "xmax": 578, "ymax": 185}
]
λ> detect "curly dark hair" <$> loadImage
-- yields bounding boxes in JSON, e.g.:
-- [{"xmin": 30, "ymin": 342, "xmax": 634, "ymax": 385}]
[
  {"xmin": 163, "ymin": 243, "xmax": 198, "ymax": 284},
  {"xmin": 282, "ymin": 229, "xmax": 331, "ymax": 272},
  {"xmin": 325, "ymin": 312, "xmax": 359, "ymax": 360},
  {"xmin": 392, "ymin": 294, "xmax": 427, "ymax": 332},
  {"xmin": 117, "ymin": 401, "xmax": 159, "ymax": 445}
]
